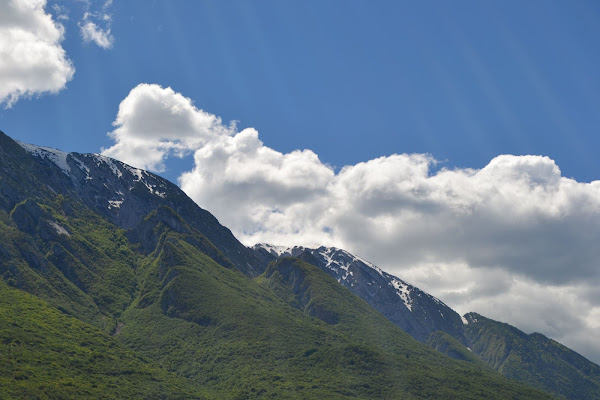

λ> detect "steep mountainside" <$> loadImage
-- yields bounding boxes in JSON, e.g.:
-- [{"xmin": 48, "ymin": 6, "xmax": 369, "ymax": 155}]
[
  {"xmin": 0, "ymin": 130, "xmax": 568, "ymax": 398},
  {"xmin": 254, "ymin": 243, "xmax": 600, "ymax": 400},
  {"xmin": 2, "ymin": 133, "xmax": 260, "ymax": 276},
  {"xmin": 0, "ymin": 280, "xmax": 206, "ymax": 399},
  {"xmin": 460, "ymin": 313, "xmax": 600, "ymax": 400},
  {"xmin": 253, "ymin": 244, "xmax": 467, "ymax": 345},
  {"xmin": 116, "ymin": 227, "xmax": 549, "ymax": 399}
]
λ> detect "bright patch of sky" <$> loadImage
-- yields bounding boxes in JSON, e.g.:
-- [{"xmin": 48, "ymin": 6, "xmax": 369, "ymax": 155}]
[{"xmin": 1, "ymin": 0, "xmax": 600, "ymax": 363}]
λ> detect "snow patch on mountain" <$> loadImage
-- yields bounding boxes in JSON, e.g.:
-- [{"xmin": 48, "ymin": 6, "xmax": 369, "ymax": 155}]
[
  {"xmin": 72, "ymin": 156, "xmax": 92, "ymax": 179},
  {"xmin": 317, "ymin": 247, "xmax": 354, "ymax": 280},
  {"xmin": 464, "ymin": 314, "xmax": 478, "ymax": 324},
  {"xmin": 92, "ymin": 154, "xmax": 123, "ymax": 179},
  {"xmin": 108, "ymin": 199, "xmax": 123, "ymax": 209},
  {"xmin": 256, "ymin": 243, "xmax": 295, "ymax": 257},
  {"xmin": 121, "ymin": 164, "xmax": 167, "ymax": 197},
  {"xmin": 390, "ymin": 278, "xmax": 413, "ymax": 311},
  {"xmin": 122, "ymin": 164, "xmax": 143, "ymax": 181},
  {"xmin": 17, "ymin": 141, "xmax": 71, "ymax": 175},
  {"xmin": 49, "ymin": 221, "xmax": 70, "ymax": 236}
]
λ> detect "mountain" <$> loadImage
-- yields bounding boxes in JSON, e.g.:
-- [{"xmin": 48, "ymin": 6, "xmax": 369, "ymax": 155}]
[
  {"xmin": 6, "ymin": 136, "xmax": 261, "ymax": 276},
  {"xmin": 0, "ymin": 130, "xmax": 558, "ymax": 398},
  {"xmin": 460, "ymin": 313, "xmax": 600, "ymax": 400},
  {"xmin": 254, "ymin": 243, "xmax": 600, "ymax": 399},
  {"xmin": 253, "ymin": 244, "xmax": 467, "ymax": 345},
  {"xmin": 0, "ymin": 280, "xmax": 207, "ymax": 399}
]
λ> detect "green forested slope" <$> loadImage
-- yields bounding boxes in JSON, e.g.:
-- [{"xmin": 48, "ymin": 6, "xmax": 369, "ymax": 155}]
[
  {"xmin": 0, "ymin": 198, "xmax": 552, "ymax": 399},
  {"xmin": 0, "ymin": 130, "xmax": 556, "ymax": 399},
  {"xmin": 463, "ymin": 313, "xmax": 600, "ymax": 400},
  {"xmin": 0, "ymin": 280, "xmax": 206, "ymax": 399}
]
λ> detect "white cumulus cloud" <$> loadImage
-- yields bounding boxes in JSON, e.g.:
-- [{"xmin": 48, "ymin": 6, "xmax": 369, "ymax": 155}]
[
  {"xmin": 102, "ymin": 84, "xmax": 234, "ymax": 172},
  {"xmin": 0, "ymin": 0, "xmax": 75, "ymax": 107},
  {"xmin": 104, "ymin": 84, "xmax": 600, "ymax": 363}
]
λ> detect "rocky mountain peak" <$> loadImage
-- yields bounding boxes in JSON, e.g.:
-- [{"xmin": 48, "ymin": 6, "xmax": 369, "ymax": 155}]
[{"xmin": 6, "ymin": 135, "xmax": 262, "ymax": 276}]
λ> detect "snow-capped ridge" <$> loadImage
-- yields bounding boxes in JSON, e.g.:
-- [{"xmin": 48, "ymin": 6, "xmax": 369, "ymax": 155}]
[
  {"xmin": 253, "ymin": 242, "xmax": 469, "ymax": 346},
  {"xmin": 17, "ymin": 141, "xmax": 71, "ymax": 175},
  {"xmin": 16, "ymin": 140, "xmax": 169, "ymax": 201},
  {"xmin": 254, "ymin": 243, "xmax": 297, "ymax": 257},
  {"xmin": 121, "ymin": 164, "xmax": 167, "ymax": 198},
  {"xmin": 314, "ymin": 247, "xmax": 418, "ymax": 309},
  {"xmin": 91, "ymin": 154, "xmax": 123, "ymax": 179},
  {"xmin": 254, "ymin": 243, "xmax": 420, "ymax": 312}
]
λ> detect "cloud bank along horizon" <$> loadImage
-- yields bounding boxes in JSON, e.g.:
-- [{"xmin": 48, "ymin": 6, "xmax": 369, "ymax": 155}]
[{"xmin": 102, "ymin": 83, "xmax": 600, "ymax": 364}]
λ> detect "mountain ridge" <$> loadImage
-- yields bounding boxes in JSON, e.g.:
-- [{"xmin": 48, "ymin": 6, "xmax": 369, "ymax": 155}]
[
  {"xmin": 253, "ymin": 242, "xmax": 600, "ymax": 399},
  {"xmin": 252, "ymin": 243, "xmax": 468, "ymax": 345},
  {"xmin": 3, "ymin": 134, "xmax": 262, "ymax": 276},
  {"xmin": 0, "ymin": 130, "xmax": 590, "ymax": 399}
]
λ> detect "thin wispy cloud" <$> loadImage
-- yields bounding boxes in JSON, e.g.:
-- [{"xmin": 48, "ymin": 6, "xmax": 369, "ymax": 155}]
[
  {"xmin": 52, "ymin": 3, "xmax": 69, "ymax": 21},
  {"xmin": 80, "ymin": 18, "xmax": 113, "ymax": 49},
  {"xmin": 79, "ymin": 0, "xmax": 114, "ymax": 49}
]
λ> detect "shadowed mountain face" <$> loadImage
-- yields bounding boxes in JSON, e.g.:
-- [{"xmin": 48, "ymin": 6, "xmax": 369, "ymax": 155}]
[{"xmin": 0, "ymin": 130, "xmax": 582, "ymax": 399}]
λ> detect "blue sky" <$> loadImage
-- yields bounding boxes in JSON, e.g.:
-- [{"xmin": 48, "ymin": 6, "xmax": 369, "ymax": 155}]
[
  {"xmin": 2, "ymin": 0, "xmax": 600, "ymax": 363},
  {"xmin": 3, "ymin": 0, "xmax": 600, "ymax": 182}
]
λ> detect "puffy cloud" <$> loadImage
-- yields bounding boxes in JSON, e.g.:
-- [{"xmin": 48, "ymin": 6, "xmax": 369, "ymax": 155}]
[
  {"xmin": 0, "ymin": 0, "xmax": 75, "ymax": 107},
  {"xmin": 180, "ymin": 127, "xmax": 335, "ymax": 232},
  {"xmin": 326, "ymin": 154, "xmax": 600, "ymax": 285},
  {"xmin": 102, "ymin": 84, "xmax": 233, "ymax": 171},
  {"xmin": 104, "ymin": 84, "xmax": 600, "ymax": 363}
]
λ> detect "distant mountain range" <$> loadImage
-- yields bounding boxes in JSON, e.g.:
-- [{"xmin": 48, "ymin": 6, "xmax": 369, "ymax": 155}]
[{"xmin": 1, "ymin": 130, "xmax": 598, "ymax": 399}]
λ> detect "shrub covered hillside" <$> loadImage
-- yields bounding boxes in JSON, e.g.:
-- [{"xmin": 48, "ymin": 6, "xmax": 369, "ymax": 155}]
[{"xmin": 0, "ymin": 130, "xmax": 553, "ymax": 399}]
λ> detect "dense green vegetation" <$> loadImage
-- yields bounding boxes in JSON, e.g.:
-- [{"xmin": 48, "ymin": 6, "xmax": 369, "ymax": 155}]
[
  {"xmin": 0, "ymin": 131, "xmax": 558, "ymax": 398},
  {"xmin": 0, "ymin": 198, "xmax": 551, "ymax": 399},
  {"xmin": 0, "ymin": 280, "xmax": 206, "ymax": 399},
  {"xmin": 426, "ymin": 330, "xmax": 484, "ymax": 364},
  {"xmin": 1, "ymin": 196, "xmax": 138, "ymax": 330},
  {"xmin": 463, "ymin": 313, "xmax": 600, "ymax": 400}
]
